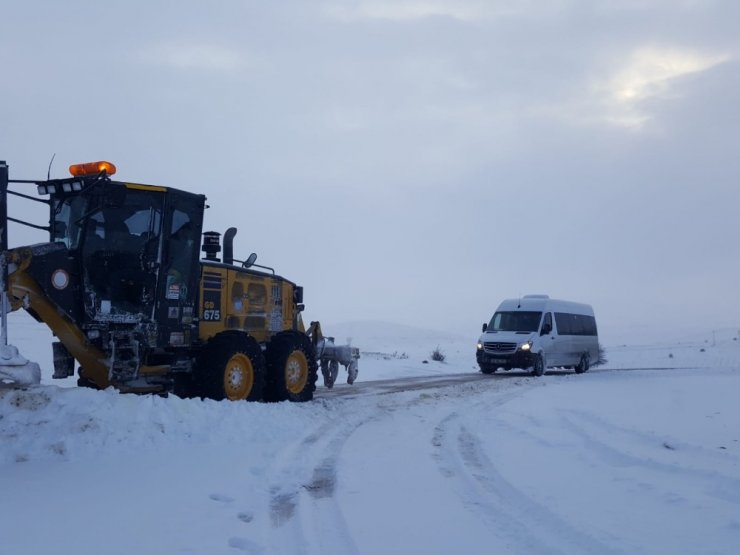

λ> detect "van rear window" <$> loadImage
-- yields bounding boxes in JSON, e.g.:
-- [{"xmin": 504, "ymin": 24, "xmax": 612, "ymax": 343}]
[
  {"xmin": 554, "ymin": 313, "xmax": 598, "ymax": 336},
  {"xmin": 490, "ymin": 311, "xmax": 542, "ymax": 332}
]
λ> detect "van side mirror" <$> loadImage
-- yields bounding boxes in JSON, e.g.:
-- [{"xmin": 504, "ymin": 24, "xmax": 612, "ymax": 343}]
[
  {"xmin": 482, "ymin": 323, "xmax": 488, "ymax": 332},
  {"xmin": 540, "ymin": 324, "xmax": 552, "ymax": 336}
]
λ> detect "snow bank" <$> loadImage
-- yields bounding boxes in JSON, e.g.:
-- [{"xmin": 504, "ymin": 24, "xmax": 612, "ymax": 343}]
[{"xmin": 1, "ymin": 320, "xmax": 739, "ymax": 554}]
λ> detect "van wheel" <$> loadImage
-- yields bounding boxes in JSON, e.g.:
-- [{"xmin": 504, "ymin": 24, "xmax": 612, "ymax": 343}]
[
  {"xmin": 531, "ymin": 354, "xmax": 545, "ymax": 377},
  {"xmin": 575, "ymin": 353, "xmax": 590, "ymax": 374},
  {"xmin": 480, "ymin": 365, "xmax": 497, "ymax": 375}
]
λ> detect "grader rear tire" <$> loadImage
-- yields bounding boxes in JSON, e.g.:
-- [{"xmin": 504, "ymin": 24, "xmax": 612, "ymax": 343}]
[
  {"xmin": 265, "ymin": 332, "xmax": 318, "ymax": 402},
  {"xmin": 196, "ymin": 331, "xmax": 265, "ymax": 401}
]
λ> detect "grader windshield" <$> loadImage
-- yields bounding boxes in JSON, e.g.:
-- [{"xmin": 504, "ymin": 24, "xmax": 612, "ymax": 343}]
[
  {"xmin": 52, "ymin": 187, "xmax": 162, "ymax": 249},
  {"xmin": 53, "ymin": 185, "xmax": 166, "ymax": 317}
]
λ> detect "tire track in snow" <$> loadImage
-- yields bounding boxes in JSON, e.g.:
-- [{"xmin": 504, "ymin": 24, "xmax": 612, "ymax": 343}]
[
  {"xmin": 558, "ymin": 411, "xmax": 740, "ymax": 505},
  {"xmin": 315, "ymin": 372, "xmax": 497, "ymax": 400},
  {"xmin": 264, "ymin": 409, "xmax": 373, "ymax": 554},
  {"xmin": 432, "ymin": 410, "xmax": 626, "ymax": 555},
  {"xmin": 561, "ymin": 408, "xmax": 740, "ymax": 466},
  {"xmin": 263, "ymin": 380, "xmax": 518, "ymax": 553},
  {"xmin": 315, "ymin": 366, "xmax": 714, "ymax": 402}
]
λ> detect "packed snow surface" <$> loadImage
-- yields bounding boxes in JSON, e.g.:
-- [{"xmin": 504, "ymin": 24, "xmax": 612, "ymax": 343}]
[{"xmin": 1, "ymin": 314, "xmax": 739, "ymax": 554}]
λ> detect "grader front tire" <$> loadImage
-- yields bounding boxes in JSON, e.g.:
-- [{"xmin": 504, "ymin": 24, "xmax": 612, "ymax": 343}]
[{"xmin": 196, "ymin": 332, "xmax": 265, "ymax": 401}]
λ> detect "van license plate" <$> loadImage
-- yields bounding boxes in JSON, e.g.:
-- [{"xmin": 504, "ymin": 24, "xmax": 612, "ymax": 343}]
[{"xmin": 489, "ymin": 358, "xmax": 506, "ymax": 364}]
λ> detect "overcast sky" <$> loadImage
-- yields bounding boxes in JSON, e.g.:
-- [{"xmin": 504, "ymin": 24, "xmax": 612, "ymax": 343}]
[{"xmin": 2, "ymin": 0, "xmax": 738, "ymax": 344}]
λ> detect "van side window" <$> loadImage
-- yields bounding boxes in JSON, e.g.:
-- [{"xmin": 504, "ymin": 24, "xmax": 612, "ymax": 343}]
[
  {"xmin": 554, "ymin": 312, "xmax": 597, "ymax": 336},
  {"xmin": 572, "ymin": 314, "xmax": 585, "ymax": 335},
  {"xmin": 585, "ymin": 315, "xmax": 598, "ymax": 336},
  {"xmin": 542, "ymin": 312, "xmax": 552, "ymax": 334},
  {"xmin": 555, "ymin": 312, "xmax": 569, "ymax": 335}
]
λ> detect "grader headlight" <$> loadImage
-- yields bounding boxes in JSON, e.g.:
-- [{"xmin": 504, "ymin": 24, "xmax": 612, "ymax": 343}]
[{"xmin": 37, "ymin": 183, "xmax": 58, "ymax": 195}]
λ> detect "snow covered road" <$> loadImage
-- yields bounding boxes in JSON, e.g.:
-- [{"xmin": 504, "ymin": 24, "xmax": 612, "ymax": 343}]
[{"xmin": 2, "ymin": 362, "xmax": 739, "ymax": 555}]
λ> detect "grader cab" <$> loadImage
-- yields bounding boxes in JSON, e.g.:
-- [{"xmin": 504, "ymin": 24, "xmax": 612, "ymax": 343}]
[{"xmin": 0, "ymin": 160, "xmax": 358, "ymax": 400}]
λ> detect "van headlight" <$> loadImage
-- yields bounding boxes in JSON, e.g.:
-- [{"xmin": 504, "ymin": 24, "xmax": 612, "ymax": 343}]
[
  {"xmin": 477, "ymin": 341, "xmax": 483, "ymax": 350},
  {"xmin": 520, "ymin": 341, "xmax": 532, "ymax": 351}
]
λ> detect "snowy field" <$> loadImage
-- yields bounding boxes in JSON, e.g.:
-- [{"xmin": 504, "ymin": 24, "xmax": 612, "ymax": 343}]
[{"xmin": 1, "ymin": 312, "xmax": 739, "ymax": 555}]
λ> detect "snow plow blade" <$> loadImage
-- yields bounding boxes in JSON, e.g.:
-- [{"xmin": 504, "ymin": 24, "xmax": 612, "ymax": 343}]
[
  {"xmin": 0, "ymin": 260, "xmax": 40, "ymax": 388},
  {"xmin": 307, "ymin": 321, "xmax": 360, "ymax": 389},
  {"xmin": 0, "ymin": 345, "xmax": 41, "ymax": 388}
]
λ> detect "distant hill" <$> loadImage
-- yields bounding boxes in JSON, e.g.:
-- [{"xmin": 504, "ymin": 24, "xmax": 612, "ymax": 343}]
[{"xmin": 325, "ymin": 320, "xmax": 471, "ymax": 355}]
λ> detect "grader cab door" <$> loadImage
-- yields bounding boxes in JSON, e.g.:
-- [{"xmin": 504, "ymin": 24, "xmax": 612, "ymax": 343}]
[{"xmin": 157, "ymin": 190, "xmax": 205, "ymax": 348}]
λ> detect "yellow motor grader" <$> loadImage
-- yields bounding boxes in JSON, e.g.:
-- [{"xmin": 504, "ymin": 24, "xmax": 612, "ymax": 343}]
[{"xmin": 0, "ymin": 160, "xmax": 358, "ymax": 401}]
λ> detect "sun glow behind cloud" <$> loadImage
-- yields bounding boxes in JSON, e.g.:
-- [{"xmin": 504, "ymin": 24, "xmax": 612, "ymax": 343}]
[{"xmin": 599, "ymin": 47, "xmax": 729, "ymax": 128}]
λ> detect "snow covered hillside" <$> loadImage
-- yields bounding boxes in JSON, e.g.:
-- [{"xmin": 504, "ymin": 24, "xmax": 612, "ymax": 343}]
[{"xmin": 1, "ymin": 317, "xmax": 739, "ymax": 554}]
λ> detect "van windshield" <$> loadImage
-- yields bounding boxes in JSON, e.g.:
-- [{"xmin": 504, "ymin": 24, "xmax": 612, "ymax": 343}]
[{"xmin": 489, "ymin": 311, "xmax": 542, "ymax": 333}]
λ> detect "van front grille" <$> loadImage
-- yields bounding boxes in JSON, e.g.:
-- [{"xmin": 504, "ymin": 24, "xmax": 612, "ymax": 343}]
[{"xmin": 483, "ymin": 342, "xmax": 517, "ymax": 353}]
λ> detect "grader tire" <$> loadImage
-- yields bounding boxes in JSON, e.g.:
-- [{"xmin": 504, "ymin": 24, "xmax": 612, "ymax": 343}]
[
  {"xmin": 265, "ymin": 332, "xmax": 318, "ymax": 402},
  {"xmin": 195, "ymin": 331, "xmax": 265, "ymax": 401}
]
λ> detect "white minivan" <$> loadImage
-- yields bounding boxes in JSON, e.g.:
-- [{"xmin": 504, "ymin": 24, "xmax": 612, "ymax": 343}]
[{"xmin": 476, "ymin": 295, "xmax": 599, "ymax": 376}]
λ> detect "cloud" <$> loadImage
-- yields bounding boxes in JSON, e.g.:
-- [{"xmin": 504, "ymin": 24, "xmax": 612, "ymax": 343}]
[
  {"xmin": 139, "ymin": 42, "xmax": 247, "ymax": 72},
  {"xmin": 322, "ymin": 0, "xmax": 571, "ymax": 22},
  {"xmin": 322, "ymin": 0, "xmax": 724, "ymax": 22}
]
